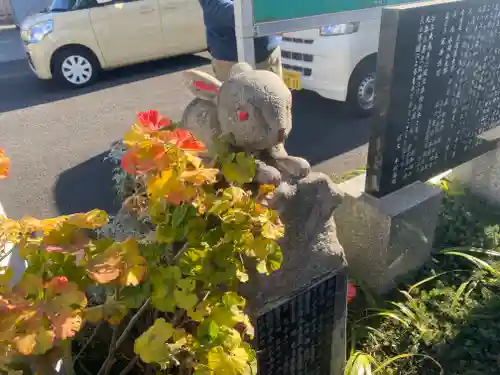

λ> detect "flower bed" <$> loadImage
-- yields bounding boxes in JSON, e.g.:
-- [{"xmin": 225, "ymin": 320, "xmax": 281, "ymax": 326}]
[{"xmin": 0, "ymin": 110, "xmax": 284, "ymax": 375}]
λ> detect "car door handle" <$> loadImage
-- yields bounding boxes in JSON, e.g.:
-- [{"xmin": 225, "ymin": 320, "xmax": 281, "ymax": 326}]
[{"xmin": 140, "ymin": 6, "xmax": 155, "ymax": 13}]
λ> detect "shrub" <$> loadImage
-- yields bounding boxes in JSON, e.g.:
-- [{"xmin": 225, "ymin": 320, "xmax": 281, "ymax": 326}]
[{"xmin": 0, "ymin": 110, "xmax": 283, "ymax": 375}]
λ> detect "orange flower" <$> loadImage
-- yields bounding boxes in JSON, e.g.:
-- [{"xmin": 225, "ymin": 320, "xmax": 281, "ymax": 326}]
[
  {"xmin": 0, "ymin": 148, "xmax": 10, "ymax": 179},
  {"xmin": 169, "ymin": 128, "xmax": 205, "ymax": 152},
  {"xmin": 121, "ymin": 144, "xmax": 167, "ymax": 175},
  {"xmin": 137, "ymin": 110, "xmax": 171, "ymax": 131}
]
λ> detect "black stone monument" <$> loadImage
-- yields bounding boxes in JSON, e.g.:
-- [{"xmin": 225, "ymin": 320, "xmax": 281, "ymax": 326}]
[
  {"xmin": 366, "ymin": 0, "xmax": 500, "ymax": 197},
  {"xmin": 255, "ymin": 271, "xmax": 347, "ymax": 375}
]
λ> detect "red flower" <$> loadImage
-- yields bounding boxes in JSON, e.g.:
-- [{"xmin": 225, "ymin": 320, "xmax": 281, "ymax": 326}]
[
  {"xmin": 45, "ymin": 276, "xmax": 70, "ymax": 294},
  {"xmin": 137, "ymin": 110, "xmax": 171, "ymax": 131},
  {"xmin": 347, "ymin": 282, "xmax": 357, "ymax": 303}
]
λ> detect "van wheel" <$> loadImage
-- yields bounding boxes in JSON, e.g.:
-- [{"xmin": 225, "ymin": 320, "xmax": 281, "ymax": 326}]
[
  {"xmin": 347, "ymin": 59, "xmax": 376, "ymax": 118},
  {"xmin": 53, "ymin": 47, "xmax": 99, "ymax": 88}
]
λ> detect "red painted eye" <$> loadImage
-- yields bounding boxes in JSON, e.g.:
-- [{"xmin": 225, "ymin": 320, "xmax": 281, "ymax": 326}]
[{"xmin": 238, "ymin": 111, "xmax": 249, "ymax": 121}]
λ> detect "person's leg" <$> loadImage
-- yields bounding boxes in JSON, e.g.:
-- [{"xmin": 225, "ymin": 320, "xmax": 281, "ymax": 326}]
[
  {"xmin": 256, "ymin": 47, "xmax": 283, "ymax": 79},
  {"xmin": 211, "ymin": 59, "xmax": 236, "ymax": 82}
]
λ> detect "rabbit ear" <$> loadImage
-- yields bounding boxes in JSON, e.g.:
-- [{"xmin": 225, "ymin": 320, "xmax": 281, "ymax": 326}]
[
  {"xmin": 183, "ymin": 70, "xmax": 221, "ymax": 101},
  {"xmin": 229, "ymin": 62, "xmax": 253, "ymax": 78}
]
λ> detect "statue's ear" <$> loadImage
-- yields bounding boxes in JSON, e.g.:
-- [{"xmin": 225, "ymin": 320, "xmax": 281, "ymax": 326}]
[
  {"xmin": 183, "ymin": 70, "xmax": 221, "ymax": 102},
  {"xmin": 229, "ymin": 62, "xmax": 253, "ymax": 78}
]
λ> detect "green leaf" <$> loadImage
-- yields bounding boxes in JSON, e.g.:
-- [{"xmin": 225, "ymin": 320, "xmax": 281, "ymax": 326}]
[
  {"xmin": 222, "ymin": 152, "xmax": 256, "ymax": 185},
  {"xmin": 122, "ymin": 283, "xmax": 151, "ymax": 309},
  {"xmin": 219, "ymin": 327, "xmax": 242, "ymax": 350},
  {"xmin": 198, "ymin": 319, "xmax": 220, "ymax": 342},
  {"xmin": 442, "ymin": 251, "xmax": 500, "ymax": 276},
  {"xmin": 172, "ymin": 204, "xmax": 190, "ymax": 227},
  {"xmin": 152, "ymin": 289, "xmax": 176, "ymax": 313},
  {"xmin": 174, "ymin": 288, "xmax": 198, "ymax": 311},
  {"xmin": 156, "ymin": 224, "xmax": 177, "ymax": 244},
  {"xmin": 222, "ymin": 292, "xmax": 246, "ymax": 309},
  {"xmin": 256, "ymin": 260, "xmax": 268, "ymax": 275},
  {"xmin": 266, "ymin": 248, "xmax": 283, "ymax": 273}
]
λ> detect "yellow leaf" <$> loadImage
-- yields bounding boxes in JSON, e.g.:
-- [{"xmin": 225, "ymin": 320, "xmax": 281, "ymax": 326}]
[
  {"xmin": 51, "ymin": 312, "xmax": 83, "ymax": 340},
  {"xmin": 221, "ymin": 328, "xmax": 242, "ymax": 350},
  {"xmin": 187, "ymin": 300, "xmax": 211, "ymax": 322},
  {"xmin": 236, "ymin": 269, "xmax": 249, "ymax": 283},
  {"xmin": 14, "ymin": 328, "xmax": 55, "ymax": 356},
  {"xmin": 67, "ymin": 209, "xmax": 109, "ymax": 229},
  {"xmin": 256, "ymin": 260, "xmax": 268, "ymax": 274},
  {"xmin": 257, "ymin": 184, "xmax": 275, "ymax": 200},
  {"xmin": 207, "ymin": 346, "xmax": 249, "ymax": 375},
  {"xmin": 87, "ymin": 251, "xmax": 122, "ymax": 284},
  {"xmin": 123, "ymin": 123, "xmax": 148, "ymax": 146},
  {"xmin": 147, "ymin": 170, "xmax": 174, "ymax": 202},
  {"xmin": 249, "ymin": 237, "xmax": 270, "ymax": 259},
  {"xmin": 0, "ymin": 267, "xmax": 13, "ymax": 285},
  {"xmin": 120, "ymin": 238, "xmax": 147, "ymax": 286},
  {"xmin": 84, "ymin": 301, "xmax": 128, "ymax": 325},
  {"xmin": 261, "ymin": 221, "xmax": 284, "ymax": 241},
  {"xmin": 174, "ymin": 289, "xmax": 198, "ymax": 311},
  {"xmin": 180, "ymin": 168, "xmax": 219, "ymax": 186},
  {"xmin": 121, "ymin": 263, "xmax": 146, "ymax": 286},
  {"xmin": 222, "ymin": 153, "xmax": 256, "ymax": 185},
  {"xmin": 20, "ymin": 216, "xmax": 64, "ymax": 232},
  {"xmin": 17, "ymin": 274, "xmax": 43, "ymax": 296},
  {"xmin": 134, "ymin": 318, "xmax": 175, "ymax": 364}
]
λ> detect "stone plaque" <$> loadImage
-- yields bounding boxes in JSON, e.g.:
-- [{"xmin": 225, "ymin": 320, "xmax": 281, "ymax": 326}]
[
  {"xmin": 366, "ymin": 0, "xmax": 500, "ymax": 197},
  {"xmin": 255, "ymin": 271, "xmax": 347, "ymax": 375}
]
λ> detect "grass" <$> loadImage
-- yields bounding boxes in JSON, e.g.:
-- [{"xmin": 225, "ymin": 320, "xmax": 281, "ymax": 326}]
[{"xmin": 345, "ymin": 180, "xmax": 500, "ymax": 375}]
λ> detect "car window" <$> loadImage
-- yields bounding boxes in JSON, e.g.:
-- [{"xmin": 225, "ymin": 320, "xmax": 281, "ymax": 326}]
[
  {"xmin": 73, "ymin": 0, "xmax": 99, "ymax": 9},
  {"xmin": 47, "ymin": 0, "xmax": 99, "ymax": 11}
]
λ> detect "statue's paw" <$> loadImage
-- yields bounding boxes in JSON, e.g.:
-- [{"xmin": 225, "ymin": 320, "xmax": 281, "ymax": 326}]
[
  {"xmin": 295, "ymin": 158, "xmax": 312, "ymax": 179},
  {"xmin": 276, "ymin": 157, "xmax": 311, "ymax": 179},
  {"xmin": 255, "ymin": 162, "xmax": 282, "ymax": 186}
]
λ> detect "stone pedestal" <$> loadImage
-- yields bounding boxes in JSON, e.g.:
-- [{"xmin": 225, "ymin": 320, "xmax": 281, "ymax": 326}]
[
  {"xmin": 241, "ymin": 173, "xmax": 348, "ymax": 375},
  {"xmin": 334, "ymin": 174, "xmax": 443, "ymax": 294},
  {"xmin": 451, "ymin": 147, "xmax": 500, "ymax": 206}
]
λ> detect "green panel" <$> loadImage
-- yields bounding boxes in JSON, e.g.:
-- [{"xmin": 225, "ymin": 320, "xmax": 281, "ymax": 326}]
[{"xmin": 253, "ymin": 0, "xmax": 419, "ymax": 24}]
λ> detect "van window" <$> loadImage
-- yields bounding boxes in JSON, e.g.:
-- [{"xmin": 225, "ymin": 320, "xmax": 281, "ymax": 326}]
[{"xmin": 47, "ymin": 0, "xmax": 98, "ymax": 12}]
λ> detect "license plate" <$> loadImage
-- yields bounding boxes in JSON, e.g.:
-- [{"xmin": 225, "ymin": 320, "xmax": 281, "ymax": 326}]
[{"xmin": 283, "ymin": 70, "xmax": 301, "ymax": 90}]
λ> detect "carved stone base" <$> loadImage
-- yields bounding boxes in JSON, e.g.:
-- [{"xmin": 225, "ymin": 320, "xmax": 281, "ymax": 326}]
[
  {"xmin": 451, "ymin": 147, "xmax": 500, "ymax": 206},
  {"xmin": 335, "ymin": 174, "xmax": 443, "ymax": 294}
]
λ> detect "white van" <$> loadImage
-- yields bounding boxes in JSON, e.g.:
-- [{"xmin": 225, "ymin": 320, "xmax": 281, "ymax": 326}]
[{"xmin": 281, "ymin": 9, "xmax": 382, "ymax": 117}]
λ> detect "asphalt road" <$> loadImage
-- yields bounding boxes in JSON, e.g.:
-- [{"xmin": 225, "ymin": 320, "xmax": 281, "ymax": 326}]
[{"xmin": 0, "ymin": 51, "xmax": 371, "ymax": 220}]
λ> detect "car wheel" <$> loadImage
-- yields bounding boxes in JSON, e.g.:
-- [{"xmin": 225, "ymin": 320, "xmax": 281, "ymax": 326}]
[
  {"xmin": 347, "ymin": 60, "xmax": 376, "ymax": 118},
  {"xmin": 53, "ymin": 48, "xmax": 99, "ymax": 88}
]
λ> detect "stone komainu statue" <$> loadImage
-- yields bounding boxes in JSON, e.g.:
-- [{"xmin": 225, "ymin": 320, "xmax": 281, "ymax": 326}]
[
  {"xmin": 181, "ymin": 62, "xmax": 310, "ymax": 186},
  {"xmin": 182, "ymin": 63, "xmax": 347, "ymax": 313}
]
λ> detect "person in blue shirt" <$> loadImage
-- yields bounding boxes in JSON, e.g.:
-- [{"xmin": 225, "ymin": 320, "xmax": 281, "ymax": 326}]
[{"xmin": 198, "ymin": 0, "xmax": 282, "ymax": 81}]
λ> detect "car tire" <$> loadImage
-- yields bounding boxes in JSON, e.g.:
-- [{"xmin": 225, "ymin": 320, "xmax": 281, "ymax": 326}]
[
  {"xmin": 52, "ymin": 47, "xmax": 100, "ymax": 88},
  {"xmin": 347, "ymin": 59, "xmax": 376, "ymax": 118}
]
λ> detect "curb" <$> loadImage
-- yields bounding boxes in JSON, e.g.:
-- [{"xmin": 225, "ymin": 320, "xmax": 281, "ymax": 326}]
[{"xmin": 0, "ymin": 24, "xmax": 18, "ymax": 31}]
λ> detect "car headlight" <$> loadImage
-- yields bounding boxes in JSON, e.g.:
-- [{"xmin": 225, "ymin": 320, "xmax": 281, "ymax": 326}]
[
  {"xmin": 320, "ymin": 22, "xmax": 359, "ymax": 36},
  {"xmin": 24, "ymin": 20, "xmax": 54, "ymax": 44}
]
